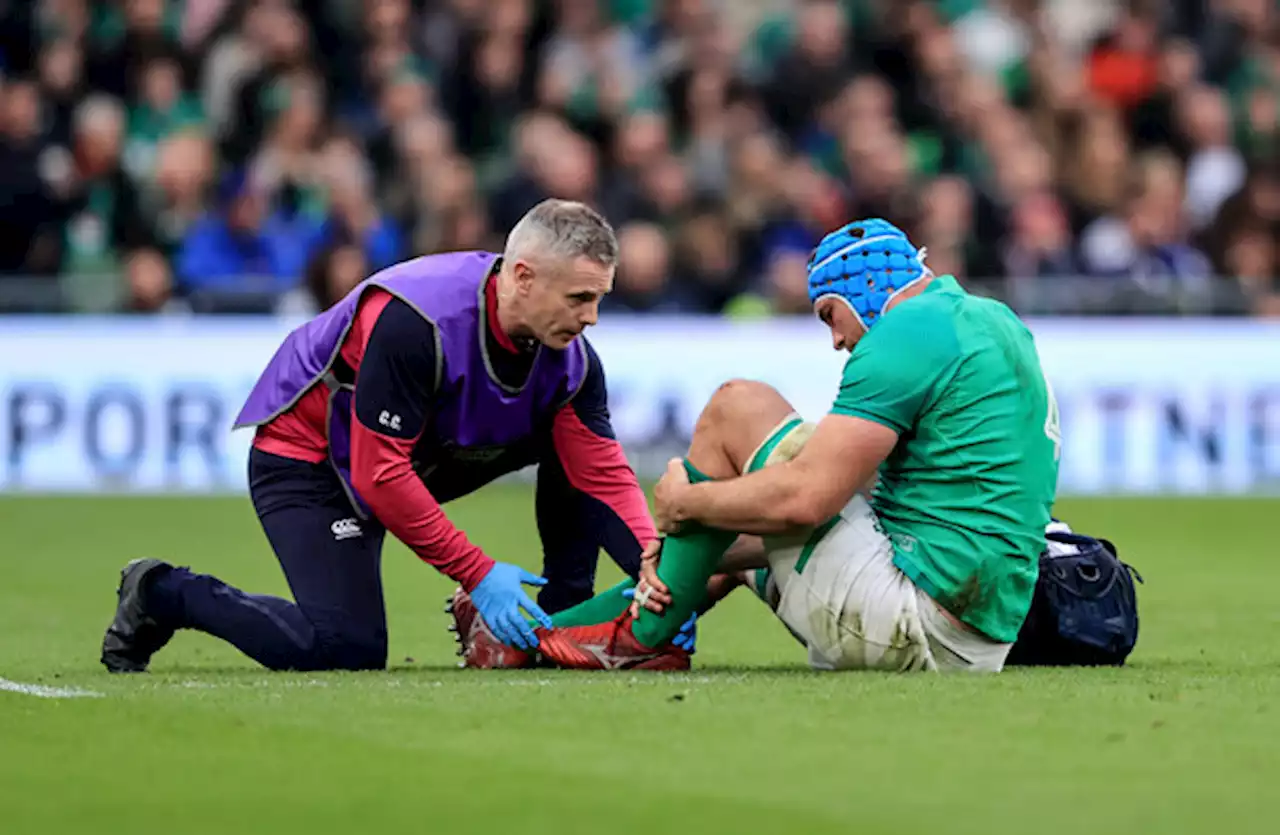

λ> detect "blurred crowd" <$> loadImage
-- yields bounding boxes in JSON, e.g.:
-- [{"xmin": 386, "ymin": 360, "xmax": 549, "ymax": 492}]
[{"xmin": 0, "ymin": 0, "xmax": 1276, "ymax": 317}]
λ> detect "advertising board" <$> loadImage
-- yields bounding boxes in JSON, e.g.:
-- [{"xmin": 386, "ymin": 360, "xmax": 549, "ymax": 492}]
[{"xmin": 2, "ymin": 317, "xmax": 1277, "ymax": 495}]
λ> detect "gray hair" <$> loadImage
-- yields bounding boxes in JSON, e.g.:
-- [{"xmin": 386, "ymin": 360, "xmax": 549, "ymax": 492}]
[{"xmin": 503, "ymin": 199, "xmax": 618, "ymax": 268}]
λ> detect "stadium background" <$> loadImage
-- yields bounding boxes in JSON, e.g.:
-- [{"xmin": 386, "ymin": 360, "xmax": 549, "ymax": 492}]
[
  {"xmin": 0, "ymin": 0, "xmax": 1277, "ymax": 496},
  {"xmin": 3, "ymin": 4, "xmax": 1279, "ymax": 832}
]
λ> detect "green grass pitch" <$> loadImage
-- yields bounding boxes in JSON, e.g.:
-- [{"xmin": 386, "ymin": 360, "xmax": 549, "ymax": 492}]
[{"xmin": 2, "ymin": 489, "xmax": 1278, "ymax": 834}]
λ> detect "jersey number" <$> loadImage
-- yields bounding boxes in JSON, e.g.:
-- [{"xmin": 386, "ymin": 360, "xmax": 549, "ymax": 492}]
[{"xmin": 1043, "ymin": 371, "xmax": 1062, "ymax": 462}]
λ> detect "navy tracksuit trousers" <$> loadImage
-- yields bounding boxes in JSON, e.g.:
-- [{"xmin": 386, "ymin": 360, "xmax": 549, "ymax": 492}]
[{"xmin": 146, "ymin": 448, "xmax": 628, "ymax": 670}]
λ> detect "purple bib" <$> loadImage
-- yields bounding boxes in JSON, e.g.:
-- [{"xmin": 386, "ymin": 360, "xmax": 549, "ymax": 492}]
[{"xmin": 235, "ymin": 251, "xmax": 588, "ymax": 517}]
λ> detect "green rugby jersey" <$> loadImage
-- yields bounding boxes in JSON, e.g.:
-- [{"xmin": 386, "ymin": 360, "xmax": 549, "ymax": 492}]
[{"xmin": 830, "ymin": 275, "xmax": 1059, "ymax": 642}]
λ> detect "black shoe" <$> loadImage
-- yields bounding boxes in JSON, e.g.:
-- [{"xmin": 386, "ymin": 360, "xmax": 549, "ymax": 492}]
[{"xmin": 101, "ymin": 559, "xmax": 176, "ymax": 673}]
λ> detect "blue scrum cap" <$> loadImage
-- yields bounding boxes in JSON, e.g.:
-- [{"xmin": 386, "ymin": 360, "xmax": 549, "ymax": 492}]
[{"xmin": 806, "ymin": 218, "xmax": 927, "ymax": 330}]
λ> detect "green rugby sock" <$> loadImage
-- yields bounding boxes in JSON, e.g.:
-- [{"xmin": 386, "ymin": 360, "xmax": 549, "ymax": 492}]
[
  {"xmin": 549, "ymin": 580, "xmax": 635, "ymax": 628},
  {"xmin": 629, "ymin": 419, "xmax": 808, "ymax": 647},
  {"xmin": 542, "ymin": 415, "xmax": 806, "ymax": 648},
  {"xmin": 534, "ymin": 461, "xmax": 734, "ymax": 646},
  {"xmin": 630, "ymin": 461, "xmax": 737, "ymax": 649}
]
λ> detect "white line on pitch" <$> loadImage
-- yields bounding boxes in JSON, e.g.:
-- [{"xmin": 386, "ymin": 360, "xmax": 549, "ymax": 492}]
[{"xmin": 0, "ymin": 677, "xmax": 103, "ymax": 699}]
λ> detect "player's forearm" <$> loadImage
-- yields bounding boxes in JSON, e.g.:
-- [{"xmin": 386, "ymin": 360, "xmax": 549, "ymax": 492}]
[
  {"xmin": 681, "ymin": 464, "xmax": 817, "ymax": 534},
  {"xmin": 551, "ymin": 404, "xmax": 657, "ymax": 557},
  {"xmin": 352, "ymin": 435, "xmax": 494, "ymax": 590},
  {"xmin": 699, "ymin": 572, "xmax": 745, "ymax": 615},
  {"xmin": 716, "ymin": 535, "xmax": 768, "ymax": 572},
  {"xmin": 375, "ymin": 488, "xmax": 494, "ymax": 588}
]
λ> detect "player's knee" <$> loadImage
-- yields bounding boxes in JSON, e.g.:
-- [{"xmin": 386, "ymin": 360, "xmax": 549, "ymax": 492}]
[
  {"xmin": 703, "ymin": 379, "xmax": 775, "ymax": 426},
  {"xmin": 712, "ymin": 378, "xmax": 777, "ymax": 404},
  {"xmin": 320, "ymin": 633, "xmax": 388, "ymax": 671},
  {"xmin": 698, "ymin": 379, "xmax": 790, "ymax": 441}
]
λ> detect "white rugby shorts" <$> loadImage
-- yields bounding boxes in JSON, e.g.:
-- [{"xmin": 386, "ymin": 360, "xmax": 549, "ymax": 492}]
[{"xmin": 745, "ymin": 416, "xmax": 1012, "ymax": 673}]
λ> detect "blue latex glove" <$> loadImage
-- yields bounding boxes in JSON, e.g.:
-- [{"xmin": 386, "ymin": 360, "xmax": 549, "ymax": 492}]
[
  {"xmin": 622, "ymin": 588, "xmax": 698, "ymax": 653},
  {"xmin": 672, "ymin": 612, "xmax": 697, "ymax": 653},
  {"xmin": 470, "ymin": 563, "xmax": 553, "ymax": 651}
]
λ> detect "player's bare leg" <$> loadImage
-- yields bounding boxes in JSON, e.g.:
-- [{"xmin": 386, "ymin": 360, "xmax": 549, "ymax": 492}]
[
  {"xmin": 451, "ymin": 379, "xmax": 807, "ymax": 670},
  {"xmin": 681, "ymin": 378, "xmax": 802, "ymax": 480},
  {"xmin": 617, "ymin": 379, "xmax": 801, "ymax": 638}
]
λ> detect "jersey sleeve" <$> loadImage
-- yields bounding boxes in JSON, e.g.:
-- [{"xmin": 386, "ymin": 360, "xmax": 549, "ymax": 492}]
[
  {"xmin": 352, "ymin": 297, "xmax": 437, "ymax": 442},
  {"xmin": 548, "ymin": 340, "xmax": 656, "ymax": 558},
  {"xmin": 350, "ymin": 297, "xmax": 495, "ymax": 591},
  {"xmin": 829, "ymin": 304, "xmax": 959, "ymax": 434}
]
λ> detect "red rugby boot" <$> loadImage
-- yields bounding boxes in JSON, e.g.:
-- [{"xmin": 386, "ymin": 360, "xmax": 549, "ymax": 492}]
[
  {"xmin": 535, "ymin": 614, "xmax": 691, "ymax": 671},
  {"xmin": 446, "ymin": 588, "xmax": 533, "ymax": 669}
]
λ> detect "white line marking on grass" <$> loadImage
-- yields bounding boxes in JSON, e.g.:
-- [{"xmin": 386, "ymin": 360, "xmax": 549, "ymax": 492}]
[
  {"xmin": 134, "ymin": 673, "xmax": 742, "ymax": 693},
  {"xmin": 168, "ymin": 678, "xmax": 332, "ymax": 690},
  {"xmin": 0, "ymin": 677, "xmax": 103, "ymax": 699}
]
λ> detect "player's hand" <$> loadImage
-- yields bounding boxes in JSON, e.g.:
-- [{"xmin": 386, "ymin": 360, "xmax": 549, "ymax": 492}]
[
  {"xmin": 470, "ymin": 562, "xmax": 553, "ymax": 651},
  {"xmin": 653, "ymin": 458, "xmax": 692, "ymax": 534},
  {"xmin": 625, "ymin": 539, "xmax": 671, "ymax": 616},
  {"xmin": 622, "ymin": 588, "xmax": 696, "ymax": 652}
]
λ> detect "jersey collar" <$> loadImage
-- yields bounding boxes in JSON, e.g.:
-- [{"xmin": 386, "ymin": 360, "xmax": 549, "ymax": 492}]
[
  {"xmin": 483, "ymin": 260, "xmax": 523, "ymax": 355},
  {"xmin": 925, "ymin": 274, "xmax": 963, "ymax": 295}
]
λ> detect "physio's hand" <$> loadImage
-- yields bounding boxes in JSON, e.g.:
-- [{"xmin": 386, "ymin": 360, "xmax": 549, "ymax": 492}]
[
  {"xmin": 672, "ymin": 611, "xmax": 697, "ymax": 653},
  {"xmin": 653, "ymin": 458, "xmax": 692, "ymax": 534},
  {"xmin": 470, "ymin": 562, "xmax": 553, "ymax": 650}
]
